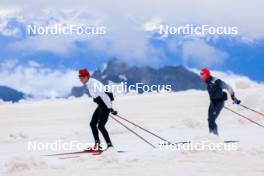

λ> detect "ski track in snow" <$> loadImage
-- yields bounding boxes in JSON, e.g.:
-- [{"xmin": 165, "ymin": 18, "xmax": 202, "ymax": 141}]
[{"xmin": 0, "ymin": 88, "xmax": 264, "ymax": 176}]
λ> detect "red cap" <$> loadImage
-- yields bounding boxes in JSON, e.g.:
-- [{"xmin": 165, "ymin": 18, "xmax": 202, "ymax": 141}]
[
  {"xmin": 200, "ymin": 68, "xmax": 211, "ymax": 81},
  {"xmin": 79, "ymin": 69, "xmax": 90, "ymax": 78}
]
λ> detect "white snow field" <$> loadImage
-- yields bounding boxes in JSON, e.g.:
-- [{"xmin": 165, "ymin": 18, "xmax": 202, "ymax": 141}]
[{"xmin": 0, "ymin": 87, "xmax": 264, "ymax": 176}]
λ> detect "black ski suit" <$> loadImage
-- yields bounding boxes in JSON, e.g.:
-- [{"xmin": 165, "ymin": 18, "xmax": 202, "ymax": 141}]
[
  {"xmin": 84, "ymin": 78, "xmax": 114, "ymax": 147},
  {"xmin": 91, "ymin": 96, "xmax": 112, "ymax": 146},
  {"xmin": 206, "ymin": 76, "xmax": 234, "ymax": 135}
]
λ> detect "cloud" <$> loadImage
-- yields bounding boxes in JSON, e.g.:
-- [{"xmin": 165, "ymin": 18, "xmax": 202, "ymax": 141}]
[
  {"xmin": 1, "ymin": 9, "xmax": 157, "ymax": 63},
  {"xmin": 0, "ymin": 1, "xmax": 263, "ymax": 68},
  {"xmin": 0, "ymin": 60, "xmax": 80, "ymax": 98},
  {"xmin": 10, "ymin": 35, "xmax": 76, "ymax": 55},
  {"xmin": 0, "ymin": 8, "xmax": 23, "ymax": 37},
  {"xmin": 1, "ymin": 0, "xmax": 263, "ymax": 38},
  {"xmin": 182, "ymin": 39, "xmax": 229, "ymax": 67},
  {"xmin": 143, "ymin": 18, "xmax": 163, "ymax": 32},
  {"xmin": 212, "ymin": 70, "xmax": 260, "ymax": 89}
]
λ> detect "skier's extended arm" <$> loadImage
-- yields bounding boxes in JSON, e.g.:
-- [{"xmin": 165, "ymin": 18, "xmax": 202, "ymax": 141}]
[
  {"xmin": 98, "ymin": 91, "xmax": 112, "ymax": 109},
  {"xmin": 221, "ymin": 81, "xmax": 241, "ymax": 104},
  {"xmin": 97, "ymin": 92, "xmax": 118, "ymax": 115},
  {"xmin": 221, "ymin": 81, "xmax": 235, "ymax": 97},
  {"xmin": 87, "ymin": 78, "xmax": 112, "ymax": 109},
  {"xmin": 87, "ymin": 78, "xmax": 118, "ymax": 115}
]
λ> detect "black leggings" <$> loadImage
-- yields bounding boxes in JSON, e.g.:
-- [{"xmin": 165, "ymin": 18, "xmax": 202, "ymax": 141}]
[
  {"xmin": 90, "ymin": 106, "xmax": 112, "ymax": 145},
  {"xmin": 208, "ymin": 101, "xmax": 224, "ymax": 135}
]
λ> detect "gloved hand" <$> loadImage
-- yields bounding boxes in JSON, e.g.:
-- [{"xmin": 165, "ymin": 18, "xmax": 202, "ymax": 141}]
[
  {"xmin": 231, "ymin": 95, "xmax": 241, "ymax": 104},
  {"xmin": 109, "ymin": 108, "xmax": 118, "ymax": 115},
  {"xmin": 93, "ymin": 97, "xmax": 100, "ymax": 103}
]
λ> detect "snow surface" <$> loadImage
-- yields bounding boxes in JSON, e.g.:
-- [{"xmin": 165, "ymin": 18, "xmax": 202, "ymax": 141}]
[{"xmin": 0, "ymin": 87, "xmax": 264, "ymax": 176}]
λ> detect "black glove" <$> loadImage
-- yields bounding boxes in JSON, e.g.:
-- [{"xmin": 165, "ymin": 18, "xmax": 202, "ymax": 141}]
[
  {"xmin": 109, "ymin": 108, "xmax": 118, "ymax": 115},
  {"xmin": 93, "ymin": 97, "xmax": 100, "ymax": 103},
  {"xmin": 231, "ymin": 95, "xmax": 241, "ymax": 104}
]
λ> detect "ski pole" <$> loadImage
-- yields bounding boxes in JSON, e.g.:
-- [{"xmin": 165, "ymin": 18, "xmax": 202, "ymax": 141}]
[
  {"xmin": 238, "ymin": 104, "xmax": 264, "ymax": 117},
  {"xmin": 224, "ymin": 106, "xmax": 264, "ymax": 129},
  {"xmin": 115, "ymin": 114, "xmax": 173, "ymax": 144},
  {"xmin": 110, "ymin": 115, "xmax": 156, "ymax": 148}
]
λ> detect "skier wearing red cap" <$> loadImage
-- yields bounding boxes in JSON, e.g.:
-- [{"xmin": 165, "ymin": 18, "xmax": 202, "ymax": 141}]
[
  {"xmin": 78, "ymin": 68, "xmax": 117, "ymax": 150},
  {"xmin": 200, "ymin": 68, "xmax": 241, "ymax": 135}
]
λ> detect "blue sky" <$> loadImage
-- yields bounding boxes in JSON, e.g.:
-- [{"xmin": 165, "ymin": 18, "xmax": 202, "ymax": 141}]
[
  {"xmin": 0, "ymin": 26, "xmax": 263, "ymax": 81},
  {"xmin": 0, "ymin": 0, "xmax": 263, "ymax": 97}
]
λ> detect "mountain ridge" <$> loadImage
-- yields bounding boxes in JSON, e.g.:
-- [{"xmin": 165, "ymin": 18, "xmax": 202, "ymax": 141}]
[
  {"xmin": 71, "ymin": 58, "xmax": 206, "ymax": 97},
  {"xmin": 0, "ymin": 86, "xmax": 25, "ymax": 102}
]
